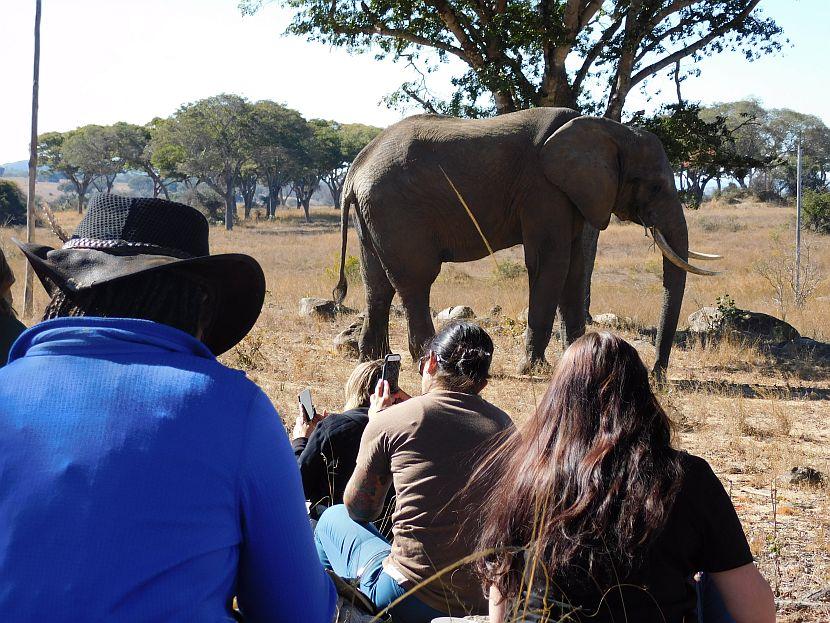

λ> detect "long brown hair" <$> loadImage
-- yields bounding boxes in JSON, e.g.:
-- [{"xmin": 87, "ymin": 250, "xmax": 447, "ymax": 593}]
[{"xmin": 474, "ymin": 331, "xmax": 683, "ymax": 600}]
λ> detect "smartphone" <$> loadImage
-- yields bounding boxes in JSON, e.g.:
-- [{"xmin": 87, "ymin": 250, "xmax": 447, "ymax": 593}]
[
  {"xmin": 381, "ymin": 353, "xmax": 402, "ymax": 394},
  {"xmin": 298, "ymin": 388, "xmax": 314, "ymax": 423}
]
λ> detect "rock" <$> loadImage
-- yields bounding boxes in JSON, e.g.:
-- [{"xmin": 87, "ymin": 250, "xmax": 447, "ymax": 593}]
[
  {"xmin": 434, "ymin": 306, "xmax": 476, "ymax": 325},
  {"xmin": 688, "ymin": 306, "xmax": 800, "ymax": 343},
  {"xmin": 488, "ymin": 305, "xmax": 503, "ymax": 317},
  {"xmin": 517, "ymin": 307, "xmax": 529, "ymax": 324},
  {"xmin": 333, "ymin": 316, "xmax": 363, "ymax": 358},
  {"xmin": 299, "ymin": 297, "xmax": 356, "ymax": 320},
  {"xmin": 729, "ymin": 310, "xmax": 799, "ymax": 342},
  {"xmin": 789, "ymin": 466, "xmax": 824, "ymax": 486},
  {"xmin": 688, "ymin": 307, "xmax": 723, "ymax": 333},
  {"xmin": 593, "ymin": 312, "xmax": 635, "ymax": 331}
]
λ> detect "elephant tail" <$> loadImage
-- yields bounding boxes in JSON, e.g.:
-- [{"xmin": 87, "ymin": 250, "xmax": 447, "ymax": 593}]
[{"xmin": 332, "ymin": 187, "xmax": 354, "ymax": 304}]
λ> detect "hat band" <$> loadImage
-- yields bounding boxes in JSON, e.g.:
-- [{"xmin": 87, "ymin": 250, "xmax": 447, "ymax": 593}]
[{"xmin": 62, "ymin": 238, "xmax": 195, "ymax": 259}]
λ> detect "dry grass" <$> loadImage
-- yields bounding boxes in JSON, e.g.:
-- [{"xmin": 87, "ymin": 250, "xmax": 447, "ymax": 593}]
[{"xmin": 2, "ymin": 199, "xmax": 829, "ymax": 620}]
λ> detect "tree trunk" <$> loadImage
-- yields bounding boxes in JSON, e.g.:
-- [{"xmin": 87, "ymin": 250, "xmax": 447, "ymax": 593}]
[
  {"xmin": 23, "ymin": 0, "xmax": 41, "ymax": 318},
  {"xmin": 302, "ymin": 197, "xmax": 311, "ymax": 223},
  {"xmin": 224, "ymin": 175, "xmax": 235, "ymax": 231}
]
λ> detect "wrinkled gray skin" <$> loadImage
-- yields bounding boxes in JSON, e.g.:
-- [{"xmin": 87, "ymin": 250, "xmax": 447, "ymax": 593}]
[{"xmin": 334, "ymin": 107, "xmax": 689, "ymax": 376}]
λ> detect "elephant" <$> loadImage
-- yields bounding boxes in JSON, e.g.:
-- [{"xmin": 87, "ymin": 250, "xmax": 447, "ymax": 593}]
[{"xmin": 332, "ymin": 107, "xmax": 721, "ymax": 376}]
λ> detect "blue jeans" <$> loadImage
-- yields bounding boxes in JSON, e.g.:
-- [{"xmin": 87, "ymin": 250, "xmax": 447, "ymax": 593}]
[
  {"xmin": 315, "ymin": 504, "xmax": 448, "ymax": 623},
  {"xmin": 697, "ymin": 573, "xmax": 735, "ymax": 623}
]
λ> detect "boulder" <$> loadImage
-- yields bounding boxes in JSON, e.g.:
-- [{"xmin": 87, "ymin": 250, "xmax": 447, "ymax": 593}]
[
  {"xmin": 593, "ymin": 312, "xmax": 635, "ymax": 331},
  {"xmin": 333, "ymin": 316, "xmax": 363, "ymax": 358},
  {"xmin": 434, "ymin": 306, "xmax": 476, "ymax": 325},
  {"xmin": 788, "ymin": 466, "xmax": 824, "ymax": 486},
  {"xmin": 688, "ymin": 307, "xmax": 800, "ymax": 343},
  {"xmin": 688, "ymin": 307, "xmax": 723, "ymax": 333},
  {"xmin": 299, "ymin": 297, "xmax": 356, "ymax": 320}
]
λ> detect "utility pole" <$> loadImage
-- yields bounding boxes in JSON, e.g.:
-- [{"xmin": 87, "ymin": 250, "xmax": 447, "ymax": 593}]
[
  {"xmin": 23, "ymin": 0, "xmax": 42, "ymax": 318},
  {"xmin": 795, "ymin": 136, "xmax": 802, "ymax": 300}
]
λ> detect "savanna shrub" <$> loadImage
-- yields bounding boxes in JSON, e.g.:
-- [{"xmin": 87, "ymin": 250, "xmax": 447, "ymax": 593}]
[
  {"xmin": 0, "ymin": 180, "xmax": 26, "ymax": 225},
  {"xmin": 492, "ymin": 259, "xmax": 526, "ymax": 280},
  {"xmin": 325, "ymin": 254, "xmax": 361, "ymax": 283},
  {"xmin": 803, "ymin": 190, "xmax": 830, "ymax": 234}
]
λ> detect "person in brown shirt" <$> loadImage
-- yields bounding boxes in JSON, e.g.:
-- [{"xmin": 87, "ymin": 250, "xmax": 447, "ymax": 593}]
[{"xmin": 314, "ymin": 321, "xmax": 514, "ymax": 623}]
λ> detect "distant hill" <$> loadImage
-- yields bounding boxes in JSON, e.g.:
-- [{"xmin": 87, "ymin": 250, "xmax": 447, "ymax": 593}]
[{"xmin": 1, "ymin": 160, "xmax": 28, "ymax": 176}]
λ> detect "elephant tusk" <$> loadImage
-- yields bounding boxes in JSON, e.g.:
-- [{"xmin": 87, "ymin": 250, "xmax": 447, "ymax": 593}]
[
  {"xmin": 688, "ymin": 250, "xmax": 722, "ymax": 261},
  {"xmin": 652, "ymin": 228, "xmax": 722, "ymax": 276}
]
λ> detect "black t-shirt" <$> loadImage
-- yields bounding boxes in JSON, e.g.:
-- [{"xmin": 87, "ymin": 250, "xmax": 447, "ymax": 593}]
[
  {"xmin": 292, "ymin": 407, "xmax": 395, "ymax": 537},
  {"xmin": 512, "ymin": 453, "xmax": 753, "ymax": 623}
]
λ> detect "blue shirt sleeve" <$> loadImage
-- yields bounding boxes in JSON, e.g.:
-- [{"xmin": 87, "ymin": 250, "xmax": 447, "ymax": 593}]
[{"xmin": 236, "ymin": 388, "xmax": 337, "ymax": 622}]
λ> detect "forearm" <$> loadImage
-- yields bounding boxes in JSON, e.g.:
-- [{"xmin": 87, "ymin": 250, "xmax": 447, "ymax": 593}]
[
  {"xmin": 489, "ymin": 585, "xmax": 506, "ymax": 623},
  {"xmin": 343, "ymin": 471, "xmax": 390, "ymax": 523}
]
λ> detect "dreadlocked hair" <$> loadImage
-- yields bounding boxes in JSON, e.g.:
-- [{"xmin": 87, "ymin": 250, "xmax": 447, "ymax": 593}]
[
  {"xmin": 43, "ymin": 270, "xmax": 215, "ymax": 339},
  {"xmin": 0, "ymin": 248, "xmax": 16, "ymax": 318}
]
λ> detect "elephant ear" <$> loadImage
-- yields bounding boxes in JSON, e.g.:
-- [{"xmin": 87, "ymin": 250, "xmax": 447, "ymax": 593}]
[{"xmin": 540, "ymin": 117, "xmax": 620, "ymax": 231}]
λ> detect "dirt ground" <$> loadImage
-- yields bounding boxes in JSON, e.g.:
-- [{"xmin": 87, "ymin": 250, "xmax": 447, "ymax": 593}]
[{"xmin": 2, "ymin": 199, "xmax": 828, "ymax": 620}]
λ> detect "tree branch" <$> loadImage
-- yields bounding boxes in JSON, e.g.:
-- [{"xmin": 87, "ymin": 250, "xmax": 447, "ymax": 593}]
[
  {"xmin": 573, "ymin": 14, "xmax": 625, "ymax": 94},
  {"xmin": 628, "ymin": 0, "xmax": 763, "ymax": 88}
]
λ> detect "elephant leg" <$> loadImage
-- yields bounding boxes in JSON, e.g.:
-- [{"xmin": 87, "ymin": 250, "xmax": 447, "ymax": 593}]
[
  {"xmin": 398, "ymin": 285, "xmax": 436, "ymax": 361},
  {"xmin": 521, "ymin": 241, "xmax": 571, "ymax": 374},
  {"xmin": 358, "ymin": 241, "xmax": 394, "ymax": 361},
  {"xmin": 580, "ymin": 223, "xmax": 599, "ymax": 323},
  {"xmin": 558, "ymin": 225, "xmax": 587, "ymax": 348}
]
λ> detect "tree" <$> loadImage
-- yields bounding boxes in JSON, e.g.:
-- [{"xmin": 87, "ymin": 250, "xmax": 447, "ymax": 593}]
[
  {"xmin": 244, "ymin": 0, "xmax": 782, "ymax": 121},
  {"xmin": 247, "ymin": 101, "xmax": 311, "ymax": 218},
  {"xmin": 764, "ymin": 109, "xmax": 830, "ymax": 196},
  {"xmin": 702, "ymin": 99, "xmax": 771, "ymax": 188},
  {"xmin": 0, "ymin": 180, "xmax": 27, "ymax": 226},
  {"xmin": 316, "ymin": 121, "xmax": 381, "ymax": 207},
  {"xmin": 632, "ymin": 102, "xmax": 770, "ymax": 206},
  {"xmin": 111, "ymin": 121, "xmax": 173, "ymax": 198},
  {"xmin": 37, "ymin": 129, "xmax": 97, "ymax": 213},
  {"xmin": 152, "ymin": 94, "xmax": 253, "ymax": 230}
]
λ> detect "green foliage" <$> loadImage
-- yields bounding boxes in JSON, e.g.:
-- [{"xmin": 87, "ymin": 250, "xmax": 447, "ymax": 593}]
[
  {"xmin": 0, "ymin": 180, "xmax": 26, "ymax": 225},
  {"xmin": 492, "ymin": 259, "xmax": 525, "ymax": 281},
  {"xmin": 714, "ymin": 294, "xmax": 740, "ymax": 329},
  {"xmin": 325, "ymin": 254, "xmax": 361, "ymax": 283},
  {"xmin": 631, "ymin": 103, "xmax": 772, "ymax": 207},
  {"xmin": 803, "ymin": 190, "xmax": 830, "ymax": 234},
  {"xmin": 242, "ymin": 0, "xmax": 783, "ymax": 119}
]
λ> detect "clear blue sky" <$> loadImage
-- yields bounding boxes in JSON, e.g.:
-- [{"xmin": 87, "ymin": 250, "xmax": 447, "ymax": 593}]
[{"xmin": 0, "ymin": 0, "xmax": 827, "ymax": 165}]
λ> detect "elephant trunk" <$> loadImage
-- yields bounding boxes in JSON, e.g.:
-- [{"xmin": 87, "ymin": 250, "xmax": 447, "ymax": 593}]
[{"xmin": 652, "ymin": 203, "xmax": 689, "ymax": 378}]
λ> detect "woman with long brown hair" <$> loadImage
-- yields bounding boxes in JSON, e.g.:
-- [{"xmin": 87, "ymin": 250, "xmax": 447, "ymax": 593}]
[
  {"xmin": 0, "ymin": 247, "xmax": 26, "ymax": 366},
  {"xmin": 475, "ymin": 331, "xmax": 774, "ymax": 623}
]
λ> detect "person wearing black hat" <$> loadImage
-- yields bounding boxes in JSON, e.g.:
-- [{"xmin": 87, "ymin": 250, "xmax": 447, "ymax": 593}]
[{"xmin": 0, "ymin": 195, "xmax": 336, "ymax": 622}]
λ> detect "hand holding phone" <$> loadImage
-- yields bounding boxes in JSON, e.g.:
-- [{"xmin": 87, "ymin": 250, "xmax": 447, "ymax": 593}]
[
  {"xmin": 298, "ymin": 388, "xmax": 315, "ymax": 423},
  {"xmin": 381, "ymin": 353, "xmax": 402, "ymax": 394}
]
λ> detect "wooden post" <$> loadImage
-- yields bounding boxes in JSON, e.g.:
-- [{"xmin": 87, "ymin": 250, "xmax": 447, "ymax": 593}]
[{"xmin": 23, "ymin": 0, "xmax": 42, "ymax": 318}]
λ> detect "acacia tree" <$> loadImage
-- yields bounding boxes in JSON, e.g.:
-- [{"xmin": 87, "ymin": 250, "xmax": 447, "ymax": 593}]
[
  {"xmin": 154, "ymin": 94, "xmax": 253, "ymax": 230},
  {"xmin": 112, "ymin": 121, "xmax": 174, "ymax": 198},
  {"xmin": 316, "ymin": 122, "xmax": 381, "ymax": 207},
  {"xmin": 37, "ymin": 129, "xmax": 98, "ymax": 213},
  {"xmin": 243, "ymin": 0, "xmax": 782, "ymax": 121},
  {"xmin": 247, "ymin": 101, "xmax": 310, "ymax": 219}
]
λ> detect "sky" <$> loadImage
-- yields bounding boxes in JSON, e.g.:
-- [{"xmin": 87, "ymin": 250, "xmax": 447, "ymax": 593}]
[{"xmin": 0, "ymin": 0, "xmax": 828, "ymax": 165}]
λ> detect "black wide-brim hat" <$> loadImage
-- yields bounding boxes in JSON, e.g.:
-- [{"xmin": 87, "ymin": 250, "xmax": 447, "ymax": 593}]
[{"xmin": 14, "ymin": 194, "xmax": 265, "ymax": 356}]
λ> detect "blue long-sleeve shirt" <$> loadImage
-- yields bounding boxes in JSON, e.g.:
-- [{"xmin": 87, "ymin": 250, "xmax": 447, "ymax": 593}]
[{"xmin": 0, "ymin": 317, "xmax": 336, "ymax": 622}]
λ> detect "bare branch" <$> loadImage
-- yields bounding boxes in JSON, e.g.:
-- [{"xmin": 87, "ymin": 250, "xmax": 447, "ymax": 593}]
[{"xmin": 629, "ymin": 0, "xmax": 763, "ymax": 88}]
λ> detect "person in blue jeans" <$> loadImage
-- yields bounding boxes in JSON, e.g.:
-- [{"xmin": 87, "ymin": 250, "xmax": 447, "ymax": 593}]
[
  {"xmin": 315, "ymin": 322, "xmax": 515, "ymax": 623},
  {"xmin": 0, "ymin": 194, "xmax": 336, "ymax": 622}
]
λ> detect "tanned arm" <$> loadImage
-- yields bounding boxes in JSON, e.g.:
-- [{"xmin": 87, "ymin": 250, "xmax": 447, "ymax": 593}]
[{"xmin": 343, "ymin": 462, "xmax": 392, "ymax": 523}]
